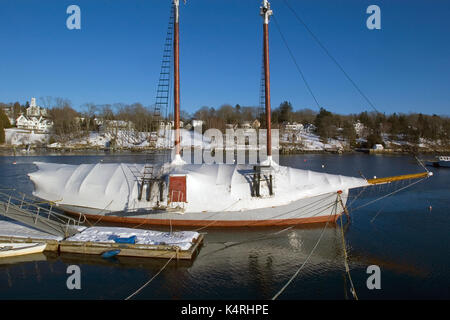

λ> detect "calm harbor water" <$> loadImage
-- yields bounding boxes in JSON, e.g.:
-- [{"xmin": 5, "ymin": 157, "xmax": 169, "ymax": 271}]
[{"xmin": 0, "ymin": 152, "xmax": 448, "ymax": 299}]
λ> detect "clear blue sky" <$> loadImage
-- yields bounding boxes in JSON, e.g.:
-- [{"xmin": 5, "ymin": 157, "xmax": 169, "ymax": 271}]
[{"xmin": 0, "ymin": 0, "xmax": 449, "ymax": 115}]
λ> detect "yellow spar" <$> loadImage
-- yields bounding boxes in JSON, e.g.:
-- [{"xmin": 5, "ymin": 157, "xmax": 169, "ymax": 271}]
[{"xmin": 366, "ymin": 171, "xmax": 432, "ymax": 185}]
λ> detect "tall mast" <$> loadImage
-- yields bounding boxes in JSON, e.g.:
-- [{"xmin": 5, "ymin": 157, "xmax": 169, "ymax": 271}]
[
  {"xmin": 173, "ymin": 0, "xmax": 181, "ymax": 158},
  {"xmin": 260, "ymin": 0, "xmax": 273, "ymax": 160}
]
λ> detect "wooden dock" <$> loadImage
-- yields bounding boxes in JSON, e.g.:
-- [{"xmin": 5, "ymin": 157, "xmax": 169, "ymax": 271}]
[{"xmin": 0, "ymin": 234, "xmax": 203, "ymax": 261}]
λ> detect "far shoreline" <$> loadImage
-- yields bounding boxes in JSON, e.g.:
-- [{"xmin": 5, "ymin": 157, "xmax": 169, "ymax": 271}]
[{"xmin": 1, "ymin": 144, "xmax": 449, "ymax": 157}]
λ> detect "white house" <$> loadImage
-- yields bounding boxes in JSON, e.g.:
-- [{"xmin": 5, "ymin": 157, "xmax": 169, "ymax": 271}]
[
  {"xmin": 241, "ymin": 121, "xmax": 252, "ymax": 129},
  {"xmin": 26, "ymin": 98, "xmax": 48, "ymax": 117},
  {"xmin": 98, "ymin": 120, "xmax": 134, "ymax": 133},
  {"xmin": 226, "ymin": 123, "xmax": 238, "ymax": 130},
  {"xmin": 169, "ymin": 120, "xmax": 184, "ymax": 128},
  {"xmin": 191, "ymin": 119, "xmax": 203, "ymax": 129},
  {"xmin": 354, "ymin": 120, "xmax": 365, "ymax": 136},
  {"xmin": 13, "ymin": 98, "xmax": 52, "ymax": 132},
  {"xmin": 372, "ymin": 144, "xmax": 384, "ymax": 150},
  {"xmin": 284, "ymin": 122, "xmax": 304, "ymax": 131},
  {"xmin": 158, "ymin": 120, "xmax": 185, "ymax": 134},
  {"xmin": 304, "ymin": 123, "xmax": 317, "ymax": 133},
  {"xmin": 16, "ymin": 115, "xmax": 53, "ymax": 133}
]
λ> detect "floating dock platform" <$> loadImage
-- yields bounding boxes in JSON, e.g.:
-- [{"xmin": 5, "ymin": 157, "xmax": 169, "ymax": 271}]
[
  {"xmin": 0, "ymin": 221, "xmax": 203, "ymax": 261},
  {"xmin": 0, "ymin": 234, "xmax": 203, "ymax": 260}
]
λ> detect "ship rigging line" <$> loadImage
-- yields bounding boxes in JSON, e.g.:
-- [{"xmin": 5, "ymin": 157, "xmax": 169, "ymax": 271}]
[
  {"xmin": 190, "ymin": 192, "xmax": 337, "ymax": 233},
  {"xmin": 281, "ymin": 0, "xmax": 379, "ymax": 113},
  {"xmin": 124, "ymin": 253, "xmax": 176, "ymax": 300},
  {"xmin": 271, "ymin": 203, "xmax": 337, "ymax": 300},
  {"xmin": 273, "ymin": 15, "xmax": 320, "ymax": 108},
  {"xmin": 338, "ymin": 207, "xmax": 358, "ymax": 300},
  {"xmin": 197, "ymin": 198, "xmax": 339, "ymax": 258},
  {"xmin": 348, "ymin": 176, "xmax": 428, "ymax": 214},
  {"xmin": 202, "ymin": 226, "xmax": 295, "ymax": 258},
  {"xmin": 272, "ymin": 14, "xmax": 320, "ymax": 109}
]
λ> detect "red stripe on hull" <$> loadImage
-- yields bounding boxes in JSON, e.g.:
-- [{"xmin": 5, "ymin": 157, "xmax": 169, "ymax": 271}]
[{"xmin": 66, "ymin": 210, "xmax": 342, "ymax": 228}]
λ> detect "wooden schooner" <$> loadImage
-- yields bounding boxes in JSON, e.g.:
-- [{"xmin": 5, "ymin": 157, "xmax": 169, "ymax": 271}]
[{"xmin": 28, "ymin": 0, "xmax": 432, "ymax": 227}]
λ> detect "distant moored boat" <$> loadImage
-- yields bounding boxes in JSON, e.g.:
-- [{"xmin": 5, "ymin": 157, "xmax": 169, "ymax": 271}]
[{"xmin": 426, "ymin": 156, "xmax": 450, "ymax": 168}]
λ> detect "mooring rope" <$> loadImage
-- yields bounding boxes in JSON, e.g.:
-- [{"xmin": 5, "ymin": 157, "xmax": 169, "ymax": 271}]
[
  {"xmin": 271, "ymin": 202, "xmax": 337, "ymax": 300},
  {"xmin": 193, "ymin": 198, "xmax": 243, "ymax": 232},
  {"xmin": 338, "ymin": 211, "xmax": 358, "ymax": 300},
  {"xmin": 82, "ymin": 200, "xmax": 115, "ymax": 227},
  {"xmin": 201, "ymin": 226, "xmax": 295, "ymax": 258},
  {"xmin": 125, "ymin": 253, "xmax": 176, "ymax": 300}
]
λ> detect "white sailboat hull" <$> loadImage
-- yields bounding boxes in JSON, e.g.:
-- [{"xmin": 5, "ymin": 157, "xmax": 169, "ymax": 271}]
[{"xmin": 29, "ymin": 162, "xmax": 367, "ymax": 227}]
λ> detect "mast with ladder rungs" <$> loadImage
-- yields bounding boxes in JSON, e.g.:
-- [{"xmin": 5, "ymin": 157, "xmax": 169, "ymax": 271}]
[{"xmin": 153, "ymin": 4, "xmax": 174, "ymax": 137}]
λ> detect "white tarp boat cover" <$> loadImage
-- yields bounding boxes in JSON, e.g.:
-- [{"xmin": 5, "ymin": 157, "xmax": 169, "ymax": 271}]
[{"xmin": 28, "ymin": 162, "xmax": 369, "ymax": 213}]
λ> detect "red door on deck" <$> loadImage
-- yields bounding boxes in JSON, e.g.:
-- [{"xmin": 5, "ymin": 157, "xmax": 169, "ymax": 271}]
[{"xmin": 169, "ymin": 175, "xmax": 186, "ymax": 202}]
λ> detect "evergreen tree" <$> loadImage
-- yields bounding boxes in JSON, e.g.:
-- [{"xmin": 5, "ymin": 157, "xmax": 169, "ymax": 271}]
[
  {"xmin": 0, "ymin": 120, "xmax": 4, "ymax": 144},
  {"xmin": 314, "ymin": 108, "xmax": 335, "ymax": 142},
  {"xmin": 278, "ymin": 101, "xmax": 293, "ymax": 123},
  {"xmin": 13, "ymin": 102, "xmax": 22, "ymax": 118},
  {"xmin": 342, "ymin": 121, "xmax": 357, "ymax": 147},
  {"xmin": 0, "ymin": 108, "xmax": 11, "ymax": 128},
  {"xmin": 367, "ymin": 132, "xmax": 384, "ymax": 148}
]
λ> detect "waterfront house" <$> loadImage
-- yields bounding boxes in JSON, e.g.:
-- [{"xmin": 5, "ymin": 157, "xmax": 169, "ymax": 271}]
[{"xmin": 16, "ymin": 115, "xmax": 53, "ymax": 133}]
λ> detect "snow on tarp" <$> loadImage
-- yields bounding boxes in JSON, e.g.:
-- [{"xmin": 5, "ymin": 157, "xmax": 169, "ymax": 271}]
[
  {"xmin": 65, "ymin": 226, "xmax": 199, "ymax": 251},
  {"xmin": 29, "ymin": 162, "xmax": 135, "ymax": 212},
  {"xmin": 28, "ymin": 162, "xmax": 369, "ymax": 213},
  {"xmin": 0, "ymin": 220, "xmax": 198, "ymax": 251}
]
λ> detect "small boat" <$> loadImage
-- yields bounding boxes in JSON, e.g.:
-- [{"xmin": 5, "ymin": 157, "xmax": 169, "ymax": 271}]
[
  {"xmin": 0, "ymin": 242, "xmax": 47, "ymax": 258},
  {"xmin": 426, "ymin": 156, "xmax": 450, "ymax": 168}
]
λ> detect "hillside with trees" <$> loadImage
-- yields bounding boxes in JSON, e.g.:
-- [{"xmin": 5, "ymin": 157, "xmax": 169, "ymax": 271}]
[{"xmin": 1, "ymin": 97, "xmax": 450, "ymax": 151}]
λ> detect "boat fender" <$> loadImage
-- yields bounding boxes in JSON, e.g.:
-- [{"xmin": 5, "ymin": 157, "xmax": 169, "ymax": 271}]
[{"xmin": 101, "ymin": 249, "xmax": 121, "ymax": 258}]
